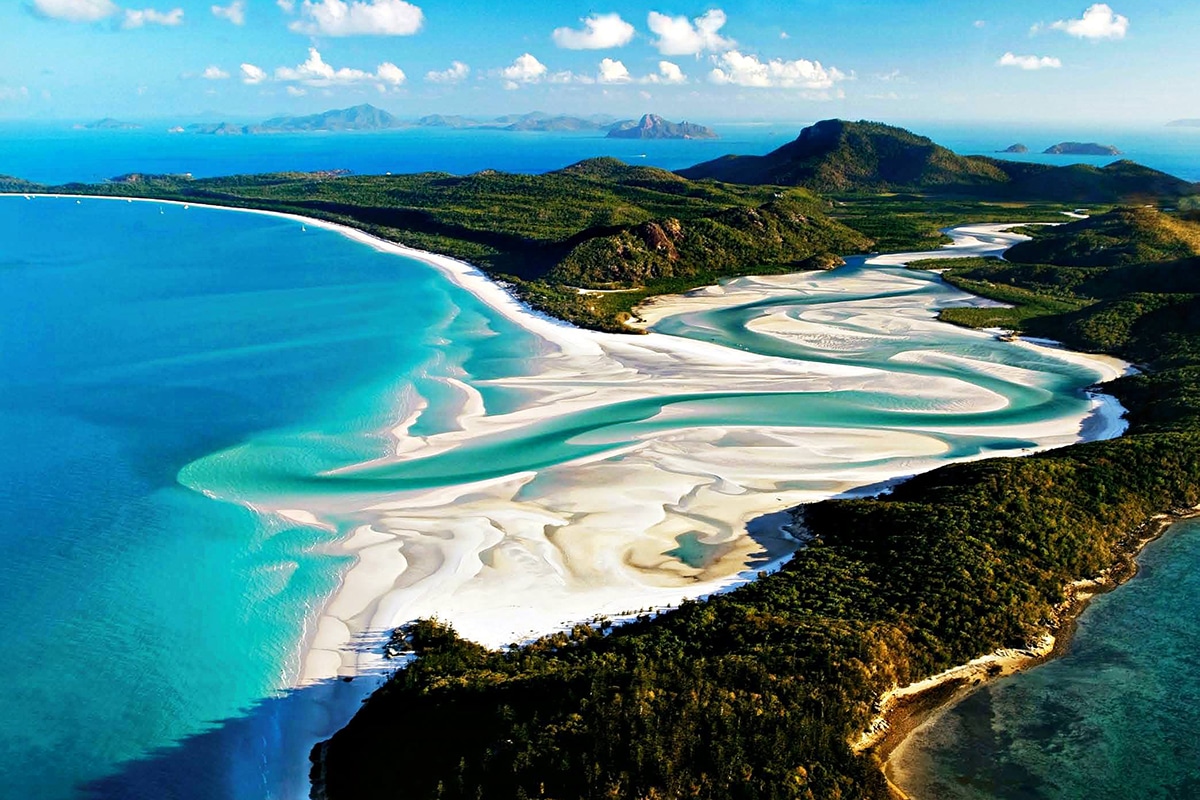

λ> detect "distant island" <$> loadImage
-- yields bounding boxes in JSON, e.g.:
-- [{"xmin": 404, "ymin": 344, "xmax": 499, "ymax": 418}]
[
  {"xmin": 74, "ymin": 118, "xmax": 141, "ymax": 131},
  {"xmin": 174, "ymin": 104, "xmax": 718, "ymax": 139},
  {"xmin": 1167, "ymin": 119, "xmax": 1200, "ymax": 128},
  {"xmin": 1043, "ymin": 142, "xmax": 1122, "ymax": 156},
  {"xmin": 999, "ymin": 143, "xmax": 1029, "ymax": 154},
  {"xmin": 606, "ymin": 113, "xmax": 718, "ymax": 140}
]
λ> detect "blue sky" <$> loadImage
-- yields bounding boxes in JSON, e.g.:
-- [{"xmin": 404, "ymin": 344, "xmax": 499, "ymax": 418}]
[{"xmin": 0, "ymin": 0, "xmax": 1196, "ymax": 123}]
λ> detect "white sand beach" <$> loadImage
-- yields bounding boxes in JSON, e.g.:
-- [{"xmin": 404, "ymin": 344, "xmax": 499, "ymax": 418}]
[{"xmin": 8, "ymin": 195, "xmax": 1130, "ymax": 686}]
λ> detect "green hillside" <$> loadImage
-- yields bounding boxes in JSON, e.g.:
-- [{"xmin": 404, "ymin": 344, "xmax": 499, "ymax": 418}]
[
  {"xmin": 1006, "ymin": 207, "xmax": 1200, "ymax": 266},
  {"xmin": 40, "ymin": 159, "xmax": 869, "ymax": 331},
  {"xmin": 678, "ymin": 119, "xmax": 1198, "ymax": 203}
]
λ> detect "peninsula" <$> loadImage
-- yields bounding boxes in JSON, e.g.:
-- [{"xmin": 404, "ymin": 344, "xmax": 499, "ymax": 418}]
[{"xmin": 11, "ymin": 119, "xmax": 1200, "ymax": 800}]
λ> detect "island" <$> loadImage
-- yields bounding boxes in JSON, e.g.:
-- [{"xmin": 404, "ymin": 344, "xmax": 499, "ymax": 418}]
[
  {"xmin": 1167, "ymin": 119, "xmax": 1200, "ymax": 128},
  {"xmin": 1044, "ymin": 141, "xmax": 1122, "ymax": 155},
  {"xmin": 9, "ymin": 121, "xmax": 1200, "ymax": 800},
  {"xmin": 74, "ymin": 118, "xmax": 141, "ymax": 130},
  {"xmin": 606, "ymin": 113, "xmax": 719, "ymax": 140},
  {"xmin": 175, "ymin": 105, "xmax": 719, "ymax": 138},
  {"xmin": 999, "ymin": 143, "xmax": 1029, "ymax": 153}
]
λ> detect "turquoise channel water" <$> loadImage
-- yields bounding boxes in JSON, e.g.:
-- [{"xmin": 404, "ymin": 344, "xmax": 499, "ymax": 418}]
[
  {"xmin": 891, "ymin": 519, "xmax": 1200, "ymax": 799},
  {"xmin": 0, "ymin": 194, "xmax": 1157, "ymax": 800},
  {"xmin": 0, "ymin": 196, "xmax": 543, "ymax": 798}
]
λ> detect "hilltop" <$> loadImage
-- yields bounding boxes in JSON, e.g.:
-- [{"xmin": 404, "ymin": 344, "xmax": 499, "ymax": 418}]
[{"xmin": 678, "ymin": 119, "xmax": 1196, "ymax": 202}]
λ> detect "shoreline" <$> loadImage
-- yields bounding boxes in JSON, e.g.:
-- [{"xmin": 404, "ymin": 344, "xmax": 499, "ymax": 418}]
[
  {"xmin": 2, "ymin": 194, "xmax": 1130, "ymax": 689},
  {"xmin": 865, "ymin": 506, "xmax": 1200, "ymax": 799}
]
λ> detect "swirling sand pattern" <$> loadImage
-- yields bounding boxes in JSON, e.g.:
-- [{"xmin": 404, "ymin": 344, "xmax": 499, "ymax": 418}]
[{"xmin": 174, "ymin": 217, "xmax": 1127, "ymax": 681}]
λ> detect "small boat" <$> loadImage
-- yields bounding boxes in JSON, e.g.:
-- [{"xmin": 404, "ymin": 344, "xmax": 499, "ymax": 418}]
[
  {"xmin": 75, "ymin": 200, "xmax": 81, "ymax": 205},
  {"xmin": 997, "ymin": 331, "xmax": 1020, "ymax": 342},
  {"xmin": 183, "ymin": 204, "xmax": 189, "ymax": 210},
  {"xmin": 301, "ymin": 225, "xmax": 307, "ymax": 232}
]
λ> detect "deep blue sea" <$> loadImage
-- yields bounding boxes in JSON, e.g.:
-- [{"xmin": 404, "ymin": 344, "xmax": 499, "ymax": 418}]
[
  {"xmin": 0, "ymin": 119, "xmax": 1198, "ymax": 184},
  {"xmin": 0, "ymin": 122, "xmax": 1196, "ymax": 800}
]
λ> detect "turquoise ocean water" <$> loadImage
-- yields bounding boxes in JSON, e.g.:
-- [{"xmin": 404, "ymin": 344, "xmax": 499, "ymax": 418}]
[{"xmin": 0, "ymin": 125, "xmax": 1196, "ymax": 799}]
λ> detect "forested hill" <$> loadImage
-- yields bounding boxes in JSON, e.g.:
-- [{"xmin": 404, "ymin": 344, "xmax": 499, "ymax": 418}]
[
  {"xmin": 1005, "ymin": 207, "xmax": 1200, "ymax": 266},
  {"xmin": 678, "ymin": 119, "xmax": 1197, "ymax": 202}
]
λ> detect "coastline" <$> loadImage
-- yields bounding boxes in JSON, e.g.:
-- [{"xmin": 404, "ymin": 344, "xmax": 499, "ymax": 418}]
[
  {"xmin": 867, "ymin": 505, "xmax": 1200, "ymax": 799},
  {"xmin": 4, "ymin": 194, "xmax": 1129, "ymax": 691}
]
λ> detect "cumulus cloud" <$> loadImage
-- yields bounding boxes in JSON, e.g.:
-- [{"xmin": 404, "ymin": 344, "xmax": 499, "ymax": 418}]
[
  {"xmin": 375, "ymin": 61, "xmax": 406, "ymax": 86},
  {"xmin": 651, "ymin": 60, "xmax": 686, "ymax": 84},
  {"xmin": 552, "ymin": 13, "xmax": 635, "ymax": 49},
  {"xmin": 286, "ymin": 85, "xmax": 307, "ymax": 96},
  {"xmin": 240, "ymin": 62, "xmax": 267, "ymax": 83},
  {"xmin": 425, "ymin": 61, "xmax": 469, "ymax": 83},
  {"xmin": 122, "ymin": 7, "xmax": 183, "ymax": 27},
  {"xmin": 997, "ymin": 52, "xmax": 1063, "ymax": 70},
  {"xmin": 648, "ymin": 9, "xmax": 733, "ymax": 55},
  {"xmin": 273, "ymin": 47, "xmax": 405, "ymax": 87},
  {"xmin": 30, "ymin": 0, "xmax": 117, "ymax": 22},
  {"xmin": 202, "ymin": 65, "xmax": 230, "ymax": 79},
  {"xmin": 709, "ymin": 50, "xmax": 846, "ymax": 89},
  {"xmin": 277, "ymin": 0, "xmax": 295, "ymax": 11},
  {"xmin": 0, "ymin": 86, "xmax": 31, "ymax": 101},
  {"xmin": 211, "ymin": 0, "xmax": 245, "ymax": 24},
  {"xmin": 289, "ymin": 0, "xmax": 424, "ymax": 36},
  {"xmin": 597, "ymin": 57, "xmax": 632, "ymax": 84},
  {"xmin": 1050, "ymin": 3, "xmax": 1128, "ymax": 39},
  {"xmin": 974, "ymin": 19, "xmax": 987, "ymax": 28},
  {"xmin": 500, "ymin": 53, "xmax": 548, "ymax": 89}
]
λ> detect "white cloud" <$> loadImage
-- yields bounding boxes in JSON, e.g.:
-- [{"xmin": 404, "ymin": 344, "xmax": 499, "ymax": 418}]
[
  {"xmin": 211, "ymin": 0, "xmax": 245, "ymax": 25},
  {"xmin": 202, "ymin": 65, "xmax": 230, "ymax": 79},
  {"xmin": 1050, "ymin": 3, "xmax": 1128, "ymax": 39},
  {"xmin": 709, "ymin": 50, "xmax": 846, "ymax": 89},
  {"xmin": 500, "ymin": 53, "xmax": 547, "ymax": 89},
  {"xmin": 270, "ymin": 48, "xmax": 406, "ymax": 88},
  {"xmin": 289, "ymin": 0, "xmax": 423, "ymax": 36},
  {"xmin": 0, "ymin": 86, "xmax": 31, "ymax": 101},
  {"xmin": 122, "ymin": 7, "xmax": 183, "ymax": 27},
  {"xmin": 597, "ymin": 57, "xmax": 632, "ymax": 84},
  {"xmin": 30, "ymin": 0, "xmax": 117, "ymax": 22},
  {"xmin": 974, "ymin": 19, "xmax": 986, "ymax": 28},
  {"xmin": 375, "ymin": 61, "xmax": 406, "ymax": 86},
  {"xmin": 997, "ymin": 52, "xmax": 1063, "ymax": 70},
  {"xmin": 277, "ymin": 0, "xmax": 295, "ymax": 11},
  {"xmin": 286, "ymin": 85, "xmax": 307, "ymax": 96},
  {"xmin": 552, "ymin": 13, "xmax": 635, "ymax": 49},
  {"xmin": 425, "ymin": 61, "xmax": 469, "ymax": 83},
  {"xmin": 651, "ymin": 60, "xmax": 686, "ymax": 84},
  {"xmin": 240, "ymin": 63, "xmax": 267, "ymax": 83},
  {"xmin": 647, "ymin": 9, "xmax": 733, "ymax": 55}
]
